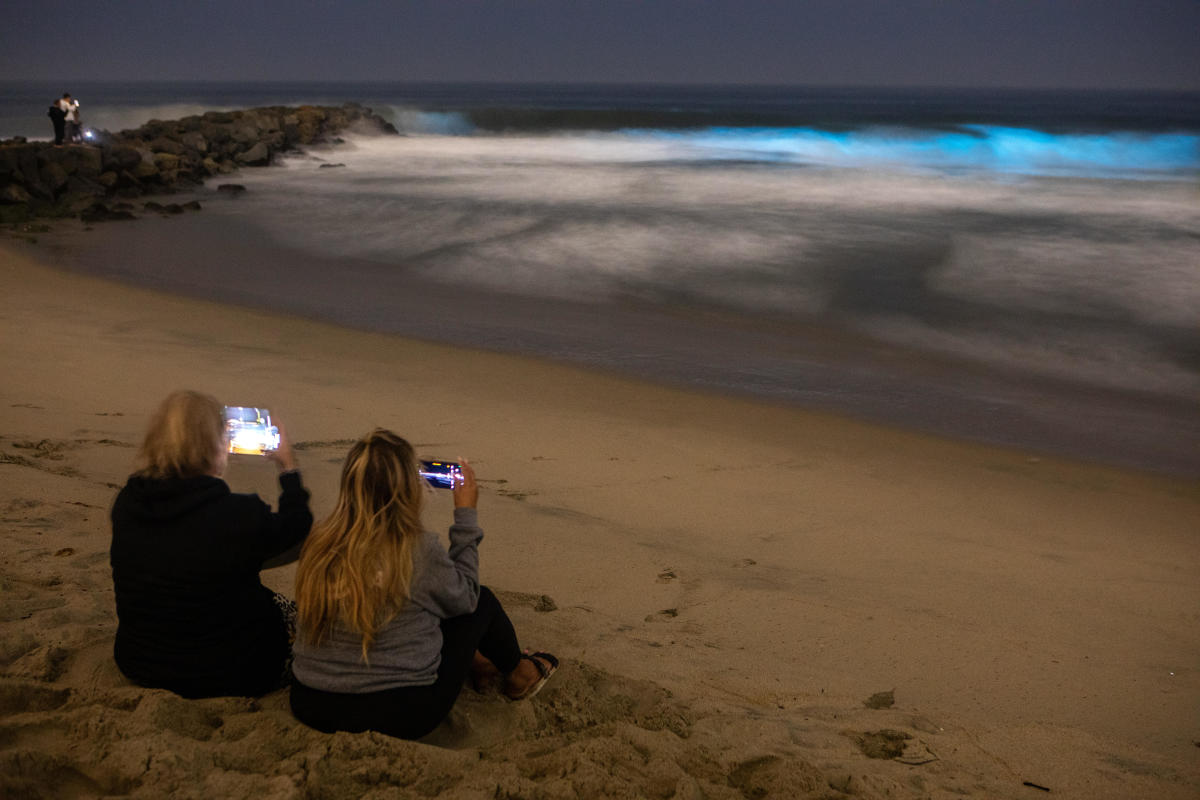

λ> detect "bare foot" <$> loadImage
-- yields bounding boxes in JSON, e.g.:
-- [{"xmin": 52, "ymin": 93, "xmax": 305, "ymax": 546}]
[{"xmin": 470, "ymin": 650, "xmax": 501, "ymax": 693}]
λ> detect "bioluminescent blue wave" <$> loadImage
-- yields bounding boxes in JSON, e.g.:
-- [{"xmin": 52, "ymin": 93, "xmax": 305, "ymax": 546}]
[{"xmin": 635, "ymin": 126, "xmax": 1200, "ymax": 179}]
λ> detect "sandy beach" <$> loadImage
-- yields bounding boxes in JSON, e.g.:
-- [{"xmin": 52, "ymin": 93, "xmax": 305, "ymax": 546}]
[{"xmin": 1, "ymin": 229, "xmax": 1198, "ymax": 799}]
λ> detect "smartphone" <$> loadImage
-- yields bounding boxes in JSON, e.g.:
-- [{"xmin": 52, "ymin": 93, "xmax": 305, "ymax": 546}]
[
  {"xmin": 419, "ymin": 459, "xmax": 462, "ymax": 489},
  {"xmin": 223, "ymin": 406, "xmax": 280, "ymax": 455}
]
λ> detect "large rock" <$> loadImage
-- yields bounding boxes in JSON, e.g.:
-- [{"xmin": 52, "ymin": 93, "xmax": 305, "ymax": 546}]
[
  {"xmin": 148, "ymin": 137, "xmax": 187, "ymax": 156},
  {"xmin": 235, "ymin": 142, "xmax": 271, "ymax": 166},
  {"xmin": 132, "ymin": 159, "xmax": 159, "ymax": 179},
  {"xmin": 180, "ymin": 132, "xmax": 207, "ymax": 153},
  {"xmin": 231, "ymin": 123, "xmax": 262, "ymax": 144},
  {"xmin": 40, "ymin": 161, "xmax": 69, "ymax": 191},
  {"xmin": 37, "ymin": 145, "xmax": 103, "ymax": 177},
  {"xmin": 80, "ymin": 202, "xmax": 136, "ymax": 222},
  {"xmin": 153, "ymin": 153, "xmax": 181, "ymax": 172},
  {"xmin": 103, "ymin": 146, "xmax": 143, "ymax": 172},
  {"xmin": 1, "ymin": 183, "xmax": 32, "ymax": 204}
]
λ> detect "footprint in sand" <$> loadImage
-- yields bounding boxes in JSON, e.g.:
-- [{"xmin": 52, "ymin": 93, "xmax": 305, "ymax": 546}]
[
  {"xmin": 1, "ymin": 440, "xmax": 83, "ymax": 477},
  {"xmin": 292, "ymin": 438, "xmax": 359, "ymax": 451},
  {"xmin": 84, "ymin": 439, "xmax": 134, "ymax": 448},
  {"xmin": 845, "ymin": 728, "xmax": 939, "ymax": 765},
  {"xmin": 655, "ymin": 569, "xmax": 676, "ymax": 583},
  {"xmin": 11, "ymin": 439, "xmax": 77, "ymax": 461}
]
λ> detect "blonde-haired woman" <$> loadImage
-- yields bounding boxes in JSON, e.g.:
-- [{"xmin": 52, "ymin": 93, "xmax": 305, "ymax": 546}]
[
  {"xmin": 110, "ymin": 390, "xmax": 313, "ymax": 698},
  {"xmin": 290, "ymin": 429, "xmax": 557, "ymax": 740}
]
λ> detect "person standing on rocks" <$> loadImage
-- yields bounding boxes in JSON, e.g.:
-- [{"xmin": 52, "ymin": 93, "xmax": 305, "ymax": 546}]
[
  {"xmin": 62, "ymin": 94, "xmax": 82, "ymax": 144},
  {"xmin": 48, "ymin": 94, "xmax": 67, "ymax": 145}
]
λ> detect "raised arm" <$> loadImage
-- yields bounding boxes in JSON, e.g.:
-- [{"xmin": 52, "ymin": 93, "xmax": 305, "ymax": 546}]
[
  {"xmin": 260, "ymin": 423, "xmax": 313, "ymax": 567},
  {"xmin": 419, "ymin": 461, "xmax": 482, "ymax": 616}
]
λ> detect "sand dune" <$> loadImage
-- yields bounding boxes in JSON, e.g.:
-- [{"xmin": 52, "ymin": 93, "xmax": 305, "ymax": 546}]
[{"xmin": 1, "ymin": 237, "xmax": 1198, "ymax": 799}]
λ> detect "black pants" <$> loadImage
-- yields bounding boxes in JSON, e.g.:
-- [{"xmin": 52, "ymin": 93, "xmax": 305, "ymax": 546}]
[{"xmin": 289, "ymin": 586, "xmax": 521, "ymax": 740}]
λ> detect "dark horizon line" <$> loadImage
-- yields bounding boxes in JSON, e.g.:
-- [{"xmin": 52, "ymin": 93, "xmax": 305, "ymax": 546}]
[{"xmin": 4, "ymin": 77, "xmax": 1200, "ymax": 95}]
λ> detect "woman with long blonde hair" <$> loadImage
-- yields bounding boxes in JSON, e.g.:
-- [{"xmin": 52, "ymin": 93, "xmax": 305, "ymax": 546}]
[
  {"xmin": 110, "ymin": 390, "xmax": 313, "ymax": 698},
  {"xmin": 290, "ymin": 429, "xmax": 557, "ymax": 740}
]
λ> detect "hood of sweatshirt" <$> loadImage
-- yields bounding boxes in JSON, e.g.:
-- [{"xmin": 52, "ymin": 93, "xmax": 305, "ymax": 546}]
[{"xmin": 116, "ymin": 475, "xmax": 231, "ymax": 522}]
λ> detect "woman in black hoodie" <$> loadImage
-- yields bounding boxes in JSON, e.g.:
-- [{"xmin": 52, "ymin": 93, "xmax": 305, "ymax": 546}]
[{"xmin": 110, "ymin": 390, "xmax": 313, "ymax": 698}]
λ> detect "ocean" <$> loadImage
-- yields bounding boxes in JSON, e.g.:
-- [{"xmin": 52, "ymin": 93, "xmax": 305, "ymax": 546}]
[{"xmin": 4, "ymin": 81, "xmax": 1199, "ymax": 474}]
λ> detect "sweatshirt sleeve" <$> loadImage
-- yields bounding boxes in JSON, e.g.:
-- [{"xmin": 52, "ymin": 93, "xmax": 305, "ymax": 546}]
[
  {"xmin": 259, "ymin": 471, "xmax": 315, "ymax": 568},
  {"xmin": 415, "ymin": 507, "xmax": 483, "ymax": 618}
]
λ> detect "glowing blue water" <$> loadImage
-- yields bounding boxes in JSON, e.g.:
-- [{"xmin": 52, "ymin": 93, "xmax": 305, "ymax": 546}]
[{"xmin": 634, "ymin": 126, "xmax": 1200, "ymax": 179}]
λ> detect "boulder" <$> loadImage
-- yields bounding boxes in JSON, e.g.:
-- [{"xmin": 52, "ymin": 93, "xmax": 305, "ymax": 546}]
[
  {"xmin": 152, "ymin": 152, "xmax": 181, "ymax": 172},
  {"xmin": 231, "ymin": 123, "xmax": 261, "ymax": 144},
  {"xmin": 40, "ymin": 161, "xmax": 69, "ymax": 191},
  {"xmin": 198, "ymin": 122, "xmax": 232, "ymax": 144},
  {"xmin": 103, "ymin": 145, "xmax": 143, "ymax": 172},
  {"xmin": 236, "ymin": 142, "xmax": 271, "ymax": 166},
  {"xmin": 180, "ymin": 132, "xmax": 208, "ymax": 153},
  {"xmin": 58, "ymin": 189, "xmax": 105, "ymax": 215},
  {"xmin": 0, "ymin": 145, "xmax": 37, "ymax": 183},
  {"xmin": 65, "ymin": 174, "xmax": 107, "ymax": 196},
  {"xmin": 216, "ymin": 184, "xmax": 246, "ymax": 195},
  {"xmin": 66, "ymin": 146, "xmax": 104, "ymax": 175},
  {"xmin": 80, "ymin": 202, "xmax": 136, "ymax": 222},
  {"xmin": 117, "ymin": 170, "xmax": 143, "ymax": 189},
  {"xmin": 149, "ymin": 137, "xmax": 187, "ymax": 156},
  {"xmin": 132, "ymin": 161, "xmax": 159, "ymax": 180},
  {"xmin": 1, "ymin": 183, "xmax": 32, "ymax": 204},
  {"xmin": 36, "ymin": 145, "xmax": 103, "ymax": 177}
]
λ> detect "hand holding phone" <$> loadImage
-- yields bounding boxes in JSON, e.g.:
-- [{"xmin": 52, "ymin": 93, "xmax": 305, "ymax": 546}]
[
  {"xmin": 452, "ymin": 460, "xmax": 477, "ymax": 509},
  {"xmin": 266, "ymin": 423, "xmax": 296, "ymax": 472}
]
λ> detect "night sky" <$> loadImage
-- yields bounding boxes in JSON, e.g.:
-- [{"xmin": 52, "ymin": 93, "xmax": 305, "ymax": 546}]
[{"xmin": 3, "ymin": 0, "xmax": 1198, "ymax": 90}]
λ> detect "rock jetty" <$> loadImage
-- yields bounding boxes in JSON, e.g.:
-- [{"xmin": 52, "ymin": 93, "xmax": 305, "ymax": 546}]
[{"xmin": 0, "ymin": 103, "xmax": 397, "ymax": 223}]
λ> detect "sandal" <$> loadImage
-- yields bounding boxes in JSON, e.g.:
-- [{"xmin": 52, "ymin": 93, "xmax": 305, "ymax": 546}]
[{"xmin": 506, "ymin": 651, "xmax": 559, "ymax": 701}]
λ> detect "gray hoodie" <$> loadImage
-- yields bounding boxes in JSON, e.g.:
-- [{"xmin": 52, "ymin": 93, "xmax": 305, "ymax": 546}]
[{"xmin": 291, "ymin": 507, "xmax": 482, "ymax": 692}]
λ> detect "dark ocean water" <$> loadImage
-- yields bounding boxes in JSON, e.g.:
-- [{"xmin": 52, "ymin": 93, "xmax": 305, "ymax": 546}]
[
  {"xmin": 5, "ymin": 82, "xmax": 1199, "ymax": 473},
  {"xmin": 5, "ymin": 81, "xmax": 1200, "ymax": 137}
]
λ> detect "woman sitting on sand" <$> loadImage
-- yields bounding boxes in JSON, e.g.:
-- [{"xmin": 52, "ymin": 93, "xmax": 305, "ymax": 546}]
[
  {"xmin": 110, "ymin": 390, "xmax": 313, "ymax": 698},
  {"xmin": 289, "ymin": 429, "xmax": 557, "ymax": 740}
]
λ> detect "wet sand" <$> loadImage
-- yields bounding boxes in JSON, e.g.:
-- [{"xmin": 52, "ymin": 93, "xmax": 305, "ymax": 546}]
[{"xmin": 1, "ymin": 235, "xmax": 1199, "ymax": 799}]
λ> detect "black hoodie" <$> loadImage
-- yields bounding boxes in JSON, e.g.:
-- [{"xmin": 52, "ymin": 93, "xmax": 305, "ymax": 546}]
[{"xmin": 110, "ymin": 471, "xmax": 312, "ymax": 698}]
